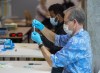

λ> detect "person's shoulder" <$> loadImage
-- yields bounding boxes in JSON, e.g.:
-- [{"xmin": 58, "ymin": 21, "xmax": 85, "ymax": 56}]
[
  {"xmin": 74, "ymin": 29, "xmax": 90, "ymax": 38},
  {"xmin": 80, "ymin": 30, "xmax": 90, "ymax": 39},
  {"xmin": 70, "ymin": 30, "xmax": 90, "ymax": 45},
  {"xmin": 69, "ymin": 35, "xmax": 79, "ymax": 45}
]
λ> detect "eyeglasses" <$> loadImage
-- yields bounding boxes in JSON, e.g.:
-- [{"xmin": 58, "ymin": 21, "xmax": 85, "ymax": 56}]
[
  {"xmin": 64, "ymin": 20, "xmax": 70, "ymax": 25},
  {"xmin": 9, "ymin": 33, "xmax": 23, "ymax": 37},
  {"xmin": 64, "ymin": 19, "xmax": 73, "ymax": 25}
]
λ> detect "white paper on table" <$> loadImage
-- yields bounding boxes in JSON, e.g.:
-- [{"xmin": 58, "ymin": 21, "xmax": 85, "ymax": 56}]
[{"xmin": 0, "ymin": 63, "xmax": 13, "ymax": 68}]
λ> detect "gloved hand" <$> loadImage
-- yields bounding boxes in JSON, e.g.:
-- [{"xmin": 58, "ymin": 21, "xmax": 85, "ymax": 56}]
[
  {"xmin": 31, "ymin": 31, "xmax": 43, "ymax": 45},
  {"xmin": 32, "ymin": 19, "xmax": 44, "ymax": 31}
]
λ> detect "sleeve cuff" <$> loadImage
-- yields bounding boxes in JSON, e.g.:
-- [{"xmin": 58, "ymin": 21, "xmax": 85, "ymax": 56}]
[{"xmin": 50, "ymin": 54, "xmax": 57, "ymax": 67}]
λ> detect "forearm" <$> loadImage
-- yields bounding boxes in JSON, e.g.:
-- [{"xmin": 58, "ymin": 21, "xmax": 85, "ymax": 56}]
[
  {"xmin": 41, "ymin": 27, "xmax": 56, "ymax": 43},
  {"xmin": 40, "ymin": 45, "xmax": 52, "ymax": 67}
]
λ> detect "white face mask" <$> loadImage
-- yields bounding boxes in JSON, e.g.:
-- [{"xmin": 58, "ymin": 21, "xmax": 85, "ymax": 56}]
[
  {"xmin": 50, "ymin": 18, "xmax": 58, "ymax": 26},
  {"xmin": 63, "ymin": 24, "xmax": 73, "ymax": 35}
]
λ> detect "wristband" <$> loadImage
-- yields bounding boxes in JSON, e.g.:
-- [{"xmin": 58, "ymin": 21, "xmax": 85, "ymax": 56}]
[{"xmin": 39, "ymin": 44, "xmax": 44, "ymax": 49}]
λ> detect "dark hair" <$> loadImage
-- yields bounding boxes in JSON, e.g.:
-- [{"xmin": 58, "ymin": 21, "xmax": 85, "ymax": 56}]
[
  {"xmin": 48, "ymin": 4, "xmax": 64, "ymax": 17},
  {"xmin": 62, "ymin": 0, "xmax": 74, "ymax": 10}
]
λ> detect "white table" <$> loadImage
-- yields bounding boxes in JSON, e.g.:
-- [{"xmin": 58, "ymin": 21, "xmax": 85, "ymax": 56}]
[
  {"xmin": 0, "ymin": 61, "xmax": 51, "ymax": 73},
  {"xmin": 0, "ymin": 43, "xmax": 44, "ymax": 58}
]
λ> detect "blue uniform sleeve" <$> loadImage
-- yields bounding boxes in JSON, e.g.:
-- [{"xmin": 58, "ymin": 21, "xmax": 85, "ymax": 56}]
[
  {"xmin": 54, "ymin": 34, "xmax": 71, "ymax": 47},
  {"xmin": 51, "ymin": 36, "xmax": 90, "ymax": 67}
]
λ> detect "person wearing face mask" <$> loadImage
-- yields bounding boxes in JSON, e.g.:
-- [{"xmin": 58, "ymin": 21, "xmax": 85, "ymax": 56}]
[
  {"xmin": 42, "ymin": 4, "xmax": 74, "ymax": 73},
  {"xmin": 41, "ymin": 4, "xmax": 66, "ymax": 73},
  {"xmin": 42, "ymin": 4, "xmax": 74, "ymax": 54},
  {"xmin": 48, "ymin": 4, "xmax": 66, "ymax": 73},
  {"xmin": 49, "ymin": 3, "xmax": 74, "ymax": 34},
  {"xmin": 49, "ymin": 4, "xmax": 66, "ymax": 35},
  {"xmin": 31, "ymin": 6, "xmax": 92, "ymax": 73},
  {"xmin": 41, "ymin": 4, "xmax": 66, "ymax": 55}
]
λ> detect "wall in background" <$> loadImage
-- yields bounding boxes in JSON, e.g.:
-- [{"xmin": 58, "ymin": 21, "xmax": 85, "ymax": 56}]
[
  {"xmin": 11, "ymin": 0, "xmax": 38, "ymax": 18},
  {"xmin": 87, "ymin": 0, "xmax": 100, "ymax": 73},
  {"xmin": 0, "ymin": 0, "xmax": 11, "ymax": 17},
  {"xmin": 46, "ymin": 0, "xmax": 63, "ymax": 8}
]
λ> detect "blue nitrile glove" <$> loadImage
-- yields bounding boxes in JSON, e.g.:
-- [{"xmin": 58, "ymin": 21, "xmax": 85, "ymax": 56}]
[
  {"xmin": 32, "ymin": 19, "xmax": 44, "ymax": 31},
  {"xmin": 31, "ymin": 31, "xmax": 43, "ymax": 45},
  {"xmin": 3, "ymin": 39, "xmax": 15, "ymax": 51}
]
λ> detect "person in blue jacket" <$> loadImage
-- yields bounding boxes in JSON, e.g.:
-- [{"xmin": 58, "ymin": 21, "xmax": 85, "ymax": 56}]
[{"xmin": 31, "ymin": 6, "xmax": 92, "ymax": 73}]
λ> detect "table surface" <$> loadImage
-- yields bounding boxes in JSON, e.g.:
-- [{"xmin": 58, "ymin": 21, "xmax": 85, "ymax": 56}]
[
  {"xmin": 0, "ymin": 27, "xmax": 32, "ymax": 39},
  {"xmin": 0, "ymin": 43, "xmax": 44, "ymax": 58},
  {"xmin": 0, "ymin": 61, "xmax": 51, "ymax": 73}
]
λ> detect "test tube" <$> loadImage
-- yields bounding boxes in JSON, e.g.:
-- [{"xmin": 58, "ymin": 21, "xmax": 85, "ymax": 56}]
[{"xmin": 34, "ymin": 26, "xmax": 35, "ymax": 32}]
